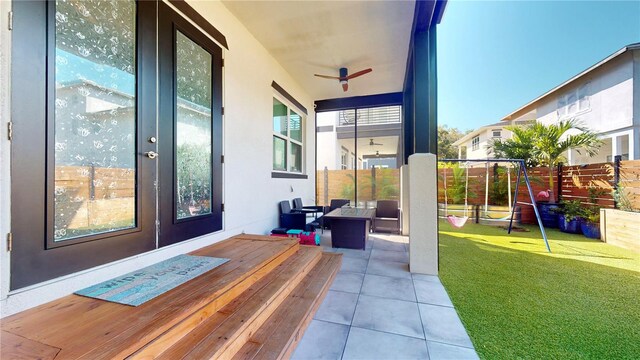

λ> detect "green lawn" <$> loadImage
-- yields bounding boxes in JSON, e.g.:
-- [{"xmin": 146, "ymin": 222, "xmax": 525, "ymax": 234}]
[{"xmin": 438, "ymin": 221, "xmax": 640, "ymax": 360}]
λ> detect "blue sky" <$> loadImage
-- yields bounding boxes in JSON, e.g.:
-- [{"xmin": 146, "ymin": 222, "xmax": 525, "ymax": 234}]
[{"xmin": 437, "ymin": 0, "xmax": 640, "ymax": 131}]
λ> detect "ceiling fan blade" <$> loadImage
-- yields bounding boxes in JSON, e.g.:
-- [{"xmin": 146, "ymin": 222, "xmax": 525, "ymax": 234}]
[
  {"xmin": 314, "ymin": 74, "xmax": 341, "ymax": 80},
  {"xmin": 342, "ymin": 82, "xmax": 349, "ymax": 92},
  {"xmin": 345, "ymin": 68, "xmax": 372, "ymax": 80}
]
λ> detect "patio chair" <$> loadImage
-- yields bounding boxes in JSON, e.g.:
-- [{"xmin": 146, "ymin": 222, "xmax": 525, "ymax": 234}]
[
  {"xmin": 279, "ymin": 201, "xmax": 315, "ymax": 232},
  {"xmin": 372, "ymin": 200, "xmax": 401, "ymax": 234},
  {"xmin": 291, "ymin": 198, "xmax": 324, "ymax": 214},
  {"xmin": 318, "ymin": 198, "xmax": 350, "ymax": 230}
]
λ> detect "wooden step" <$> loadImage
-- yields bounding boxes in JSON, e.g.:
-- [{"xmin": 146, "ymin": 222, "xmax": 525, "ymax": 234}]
[
  {"xmin": 132, "ymin": 245, "xmax": 323, "ymax": 359},
  {"xmin": 231, "ymin": 252, "xmax": 342, "ymax": 360},
  {"xmin": 1, "ymin": 235, "xmax": 300, "ymax": 359}
]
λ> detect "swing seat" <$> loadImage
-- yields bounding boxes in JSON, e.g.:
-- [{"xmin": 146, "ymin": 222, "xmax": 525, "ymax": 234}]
[{"xmin": 447, "ymin": 215, "xmax": 469, "ymax": 228}]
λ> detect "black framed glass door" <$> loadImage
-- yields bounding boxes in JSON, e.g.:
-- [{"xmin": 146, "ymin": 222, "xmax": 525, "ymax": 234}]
[
  {"xmin": 157, "ymin": 2, "xmax": 223, "ymax": 246},
  {"xmin": 10, "ymin": 0, "xmax": 157, "ymax": 289}
]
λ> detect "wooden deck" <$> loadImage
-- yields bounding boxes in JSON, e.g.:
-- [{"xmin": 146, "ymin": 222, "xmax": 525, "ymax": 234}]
[{"xmin": 0, "ymin": 234, "xmax": 341, "ymax": 360}]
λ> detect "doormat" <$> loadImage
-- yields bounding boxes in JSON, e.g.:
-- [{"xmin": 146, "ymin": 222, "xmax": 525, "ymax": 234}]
[{"xmin": 75, "ymin": 254, "xmax": 229, "ymax": 306}]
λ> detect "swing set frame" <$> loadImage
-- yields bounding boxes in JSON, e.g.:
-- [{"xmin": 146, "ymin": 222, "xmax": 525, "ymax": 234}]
[{"xmin": 440, "ymin": 158, "xmax": 551, "ymax": 253}]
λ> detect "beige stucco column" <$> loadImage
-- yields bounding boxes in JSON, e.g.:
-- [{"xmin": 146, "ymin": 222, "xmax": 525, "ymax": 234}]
[
  {"xmin": 408, "ymin": 153, "xmax": 438, "ymax": 275},
  {"xmin": 400, "ymin": 164, "xmax": 410, "ymax": 236}
]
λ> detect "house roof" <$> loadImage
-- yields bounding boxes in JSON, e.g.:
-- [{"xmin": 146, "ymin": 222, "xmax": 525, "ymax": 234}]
[
  {"xmin": 502, "ymin": 42, "xmax": 640, "ymax": 121},
  {"xmin": 221, "ymin": 1, "xmax": 445, "ymax": 101},
  {"xmin": 452, "ymin": 121, "xmax": 508, "ymax": 146}
]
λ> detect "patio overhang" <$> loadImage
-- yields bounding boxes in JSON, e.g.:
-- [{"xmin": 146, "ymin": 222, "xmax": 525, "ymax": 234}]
[
  {"xmin": 222, "ymin": 0, "xmax": 448, "ymax": 154},
  {"xmin": 0, "ymin": 0, "xmax": 447, "ymax": 321}
]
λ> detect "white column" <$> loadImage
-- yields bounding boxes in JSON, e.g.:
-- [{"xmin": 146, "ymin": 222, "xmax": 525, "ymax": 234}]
[
  {"xmin": 400, "ymin": 165, "xmax": 410, "ymax": 236},
  {"xmin": 408, "ymin": 153, "xmax": 438, "ymax": 275},
  {"xmin": 612, "ymin": 135, "xmax": 619, "ymax": 157},
  {"xmin": 615, "ymin": 135, "xmax": 625, "ymax": 157},
  {"xmin": 567, "ymin": 148, "xmax": 573, "ymax": 165},
  {"xmin": 630, "ymin": 131, "xmax": 637, "ymax": 160}
]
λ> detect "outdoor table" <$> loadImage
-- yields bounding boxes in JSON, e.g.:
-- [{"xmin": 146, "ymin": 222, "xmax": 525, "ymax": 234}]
[{"xmin": 323, "ymin": 207, "xmax": 375, "ymax": 250}]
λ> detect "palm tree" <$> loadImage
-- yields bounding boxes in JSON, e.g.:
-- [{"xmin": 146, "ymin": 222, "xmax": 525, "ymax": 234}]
[
  {"xmin": 490, "ymin": 125, "xmax": 540, "ymax": 168},
  {"xmin": 490, "ymin": 119, "xmax": 602, "ymax": 204},
  {"xmin": 530, "ymin": 119, "xmax": 602, "ymax": 203}
]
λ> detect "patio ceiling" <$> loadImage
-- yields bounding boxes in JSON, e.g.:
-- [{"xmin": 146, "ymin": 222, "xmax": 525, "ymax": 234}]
[{"xmin": 221, "ymin": 0, "xmax": 415, "ymax": 101}]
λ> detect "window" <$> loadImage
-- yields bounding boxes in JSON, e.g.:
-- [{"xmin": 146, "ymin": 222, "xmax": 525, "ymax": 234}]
[
  {"xmin": 472, "ymin": 136, "xmax": 480, "ymax": 151},
  {"xmin": 273, "ymin": 97, "xmax": 305, "ymax": 173},
  {"xmin": 492, "ymin": 130, "xmax": 501, "ymax": 138},
  {"xmin": 557, "ymin": 83, "xmax": 590, "ymax": 117},
  {"xmin": 341, "ymin": 147, "xmax": 349, "ymax": 170}
]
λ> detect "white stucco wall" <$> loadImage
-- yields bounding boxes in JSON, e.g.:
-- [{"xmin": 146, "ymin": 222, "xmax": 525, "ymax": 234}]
[
  {"xmin": 316, "ymin": 112, "xmax": 340, "ymax": 170},
  {"xmin": 536, "ymin": 53, "xmax": 634, "ymax": 133},
  {"xmin": 458, "ymin": 127, "xmax": 513, "ymax": 161},
  {"xmin": 0, "ymin": 0, "xmax": 317, "ymax": 317},
  {"xmin": 534, "ymin": 53, "xmax": 636, "ymax": 164}
]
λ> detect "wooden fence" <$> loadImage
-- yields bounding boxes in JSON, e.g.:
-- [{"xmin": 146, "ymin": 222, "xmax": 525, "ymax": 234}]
[
  {"xmin": 437, "ymin": 158, "xmax": 640, "ymax": 224},
  {"xmin": 316, "ymin": 168, "xmax": 400, "ymax": 207},
  {"xmin": 55, "ymin": 165, "xmax": 135, "ymax": 232}
]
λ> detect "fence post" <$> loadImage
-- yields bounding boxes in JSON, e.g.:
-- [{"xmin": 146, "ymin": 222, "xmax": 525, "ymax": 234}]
[
  {"xmin": 323, "ymin": 166, "xmax": 329, "ymax": 206},
  {"xmin": 371, "ymin": 166, "xmax": 377, "ymax": 200},
  {"xmin": 613, "ymin": 155, "xmax": 621, "ymax": 209},
  {"xmin": 556, "ymin": 162, "xmax": 563, "ymax": 203},
  {"xmin": 90, "ymin": 164, "xmax": 96, "ymax": 201}
]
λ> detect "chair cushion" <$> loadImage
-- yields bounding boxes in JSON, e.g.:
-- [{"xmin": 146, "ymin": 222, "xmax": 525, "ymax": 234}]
[
  {"xmin": 271, "ymin": 227, "xmax": 288, "ymax": 235},
  {"xmin": 279, "ymin": 200, "xmax": 292, "ymax": 214},
  {"xmin": 376, "ymin": 200, "xmax": 399, "ymax": 218}
]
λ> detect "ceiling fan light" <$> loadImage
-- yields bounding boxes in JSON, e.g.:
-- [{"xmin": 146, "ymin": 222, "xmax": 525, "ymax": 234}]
[{"xmin": 339, "ymin": 80, "xmax": 348, "ymax": 85}]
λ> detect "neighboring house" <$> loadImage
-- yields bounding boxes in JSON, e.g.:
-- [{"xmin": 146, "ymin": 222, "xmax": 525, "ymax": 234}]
[
  {"xmin": 452, "ymin": 116, "xmax": 535, "ymax": 161},
  {"xmin": 503, "ymin": 43, "xmax": 640, "ymax": 164},
  {"xmin": 0, "ymin": 0, "xmax": 444, "ymax": 318}
]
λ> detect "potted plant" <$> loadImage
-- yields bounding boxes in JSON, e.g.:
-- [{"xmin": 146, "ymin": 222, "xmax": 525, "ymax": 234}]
[
  {"xmin": 579, "ymin": 187, "xmax": 605, "ymax": 239},
  {"xmin": 493, "ymin": 120, "xmax": 602, "ymax": 228},
  {"xmin": 536, "ymin": 190, "xmax": 560, "ymax": 228},
  {"xmin": 530, "ymin": 120, "xmax": 601, "ymax": 230},
  {"xmin": 580, "ymin": 207, "xmax": 600, "ymax": 239},
  {"xmin": 556, "ymin": 200, "xmax": 584, "ymax": 234}
]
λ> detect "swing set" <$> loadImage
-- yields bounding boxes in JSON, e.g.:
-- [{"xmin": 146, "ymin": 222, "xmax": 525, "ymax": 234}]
[{"xmin": 440, "ymin": 158, "xmax": 551, "ymax": 253}]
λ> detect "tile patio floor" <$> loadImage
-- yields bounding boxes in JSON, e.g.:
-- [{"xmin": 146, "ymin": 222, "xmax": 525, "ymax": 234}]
[{"xmin": 292, "ymin": 231, "xmax": 479, "ymax": 360}]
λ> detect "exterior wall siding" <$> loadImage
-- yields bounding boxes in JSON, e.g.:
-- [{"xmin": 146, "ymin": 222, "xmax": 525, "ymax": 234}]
[
  {"xmin": 536, "ymin": 53, "xmax": 634, "ymax": 133},
  {"xmin": 535, "ymin": 53, "xmax": 636, "ymax": 164},
  {"xmin": 457, "ymin": 127, "xmax": 514, "ymax": 161}
]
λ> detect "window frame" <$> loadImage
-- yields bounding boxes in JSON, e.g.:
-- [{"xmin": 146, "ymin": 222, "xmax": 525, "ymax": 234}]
[
  {"xmin": 492, "ymin": 129, "xmax": 501, "ymax": 138},
  {"xmin": 557, "ymin": 83, "xmax": 591, "ymax": 118},
  {"xmin": 45, "ymin": 0, "xmax": 142, "ymax": 249},
  {"xmin": 472, "ymin": 136, "xmax": 480, "ymax": 151},
  {"xmin": 340, "ymin": 147, "xmax": 349, "ymax": 170},
  {"xmin": 272, "ymin": 93, "xmax": 306, "ymax": 176}
]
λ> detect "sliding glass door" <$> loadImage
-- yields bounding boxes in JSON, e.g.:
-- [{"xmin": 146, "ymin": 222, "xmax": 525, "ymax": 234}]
[{"xmin": 316, "ymin": 106, "xmax": 402, "ymax": 209}]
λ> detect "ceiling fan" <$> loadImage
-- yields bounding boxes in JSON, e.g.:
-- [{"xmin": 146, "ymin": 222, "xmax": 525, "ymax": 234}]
[
  {"xmin": 314, "ymin": 67, "xmax": 373, "ymax": 92},
  {"xmin": 369, "ymin": 139, "xmax": 383, "ymax": 146}
]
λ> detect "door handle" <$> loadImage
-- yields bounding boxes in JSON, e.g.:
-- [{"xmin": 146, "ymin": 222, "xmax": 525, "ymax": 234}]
[{"xmin": 145, "ymin": 151, "xmax": 159, "ymax": 159}]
